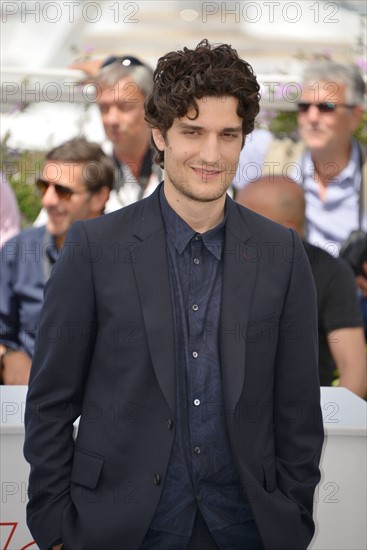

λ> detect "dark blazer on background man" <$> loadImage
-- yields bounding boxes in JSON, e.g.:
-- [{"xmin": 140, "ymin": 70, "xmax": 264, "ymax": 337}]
[{"xmin": 24, "ymin": 185, "xmax": 324, "ymax": 550}]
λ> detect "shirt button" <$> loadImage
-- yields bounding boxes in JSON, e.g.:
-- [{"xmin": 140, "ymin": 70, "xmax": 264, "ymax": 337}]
[
  {"xmin": 192, "ymin": 304, "xmax": 199, "ymax": 311},
  {"xmin": 194, "ymin": 446, "xmax": 201, "ymax": 454},
  {"xmin": 195, "ymin": 234, "xmax": 202, "ymax": 241},
  {"xmin": 192, "ymin": 351, "xmax": 198, "ymax": 358},
  {"xmin": 194, "ymin": 399, "xmax": 200, "ymax": 406},
  {"xmin": 193, "ymin": 258, "xmax": 200, "ymax": 265},
  {"xmin": 167, "ymin": 419, "xmax": 173, "ymax": 430},
  {"xmin": 153, "ymin": 473, "xmax": 161, "ymax": 485}
]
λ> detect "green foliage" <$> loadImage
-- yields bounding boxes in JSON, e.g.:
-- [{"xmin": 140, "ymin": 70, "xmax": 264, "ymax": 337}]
[
  {"xmin": 1, "ymin": 134, "xmax": 44, "ymax": 227},
  {"xmin": 268, "ymin": 109, "xmax": 367, "ymax": 144},
  {"xmin": 268, "ymin": 111, "xmax": 298, "ymax": 139},
  {"xmin": 354, "ymin": 111, "xmax": 367, "ymax": 145}
]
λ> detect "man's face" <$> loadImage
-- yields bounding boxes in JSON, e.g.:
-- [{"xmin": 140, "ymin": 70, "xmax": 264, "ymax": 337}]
[
  {"xmin": 298, "ymin": 82, "xmax": 361, "ymax": 156},
  {"xmin": 41, "ymin": 162, "xmax": 94, "ymax": 245},
  {"xmin": 97, "ymin": 77, "xmax": 150, "ymax": 153},
  {"xmin": 152, "ymin": 96, "xmax": 243, "ymax": 203}
]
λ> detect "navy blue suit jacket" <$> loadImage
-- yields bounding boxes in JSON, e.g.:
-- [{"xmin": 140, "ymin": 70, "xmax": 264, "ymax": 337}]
[{"xmin": 24, "ymin": 186, "xmax": 324, "ymax": 550}]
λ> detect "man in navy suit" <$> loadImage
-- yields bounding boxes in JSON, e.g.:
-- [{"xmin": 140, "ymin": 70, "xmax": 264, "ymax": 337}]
[{"xmin": 24, "ymin": 40, "xmax": 324, "ymax": 550}]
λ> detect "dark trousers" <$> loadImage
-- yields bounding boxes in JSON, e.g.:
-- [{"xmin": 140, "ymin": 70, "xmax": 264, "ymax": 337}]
[{"xmin": 187, "ymin": 509, "xmax": 218, "ymax": 549}]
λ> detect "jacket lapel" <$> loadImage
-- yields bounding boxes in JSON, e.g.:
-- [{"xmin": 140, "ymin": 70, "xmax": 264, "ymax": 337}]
[
  {"xmin": 131, "ymin": 189, "xmax": 176, "ymax": 414},
  {"xmin": 220, "ymin": 199, "xmax": 258, "ymax": 411}
]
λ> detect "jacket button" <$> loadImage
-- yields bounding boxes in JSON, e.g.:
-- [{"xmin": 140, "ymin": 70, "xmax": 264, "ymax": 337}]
[
  {"xmin": 167, "ymin": 419, "xmax": 173, "ymax": 430},
  {"xmin": 153, "ymin": 473, "xmax": 161, "ymax": 485}
]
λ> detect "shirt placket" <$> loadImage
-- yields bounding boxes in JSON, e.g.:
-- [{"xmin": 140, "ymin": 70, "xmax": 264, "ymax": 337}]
[{"xmin": 188, "ymin": 234, "xmax": 207, "ymax": 500}]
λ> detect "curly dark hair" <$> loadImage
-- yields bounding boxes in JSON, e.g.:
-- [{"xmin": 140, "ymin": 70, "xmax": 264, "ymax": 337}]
[{"xmin": 145, "ymin": 39, "xmax": 261, "ymax": 166}]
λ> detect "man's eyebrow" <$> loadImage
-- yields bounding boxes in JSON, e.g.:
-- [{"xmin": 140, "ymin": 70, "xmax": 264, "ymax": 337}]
[
  {"xmin": 221, "ymin": 126, "xmax": 242, "ymax": 133},
  {"xmin": 176, "ymin": 123, "xmax": 202, "ymax": 130},
  {"xmin": 176, "ymin": 122, "xmax": 242, "ymax": 132}
]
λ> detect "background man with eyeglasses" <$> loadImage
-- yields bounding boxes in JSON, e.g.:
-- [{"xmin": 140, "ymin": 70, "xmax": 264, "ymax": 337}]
[
  {"xmin": 33, "ymin": 55, "xmax": 162, "ymax": 227},
  {"xmin": 235, "ymin": 60, "xmax": 367, "ymax": 321},
  {"xmin": 90, "ymin": 55, "xmax": 163, "ymax": 211},
  {"xmin": 236, "ymin": 60, "xmax": 366, "ymax": 254},
  {"xmin": 0, "ymin": 138, "xmax": 114, "ymax": 384}
]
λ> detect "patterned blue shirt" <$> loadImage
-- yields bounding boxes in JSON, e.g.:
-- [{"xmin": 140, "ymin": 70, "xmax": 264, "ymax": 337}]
[
  {"xmin": 145, "ymin": 188, "xmax": 255, "ymax": 546},
  {"xmin": 0, "ymin": 226, "xmax": 59, "ymax": 356}
]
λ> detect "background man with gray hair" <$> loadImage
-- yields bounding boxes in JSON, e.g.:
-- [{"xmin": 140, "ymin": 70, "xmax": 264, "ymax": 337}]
[
  {"xmin": 236, "ymin": 59, "xmax": 367, "ymax": 315},
  {"xmin": 92, "ymin": 55, "xmax": 162, "ymax": 210},
  {"xmin": 295, "ymin": 61, "xmax": 365, "ymax": 255},
  {"xmin": 247, "ymin": 60, "xmax": 366, "ymax": 254}
]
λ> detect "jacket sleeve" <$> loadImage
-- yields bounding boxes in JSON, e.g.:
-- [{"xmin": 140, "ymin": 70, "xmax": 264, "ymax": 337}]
[
  {"xmin": 24, "ymin": 221, "xmax": 96, "ymax": 550},
  {"xmin": 275, "ymin": 229, "xmax": 324, "ymax": 548}
]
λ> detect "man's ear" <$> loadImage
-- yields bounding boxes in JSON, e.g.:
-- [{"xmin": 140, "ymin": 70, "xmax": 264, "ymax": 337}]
[
  {"xmin": 152, "ymin": 128, "xmax": 166, "ymax": 152},
  {"xmin": 89, "ymin": 186, "xmax": 111, "ymax": 216}
]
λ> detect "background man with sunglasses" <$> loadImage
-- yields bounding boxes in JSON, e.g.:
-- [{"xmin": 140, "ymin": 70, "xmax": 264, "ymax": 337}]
[
  {"xmin": 0, "ymin": 138, "xmax": 114, "ymax": 384},
  {"xmin": 236, "ymin": 60, "xmax": 365, "ymax": 255},
  {"xmin": 235, "ymin": 60, "xmax": 367, "ymax": 325},
  {"xmin": 90, "ymin": 55, "xmax": 162, "ymax": 210},
  {"xmin": 294, "ymin": 61, "xmax": 365, "ymax": 257}
]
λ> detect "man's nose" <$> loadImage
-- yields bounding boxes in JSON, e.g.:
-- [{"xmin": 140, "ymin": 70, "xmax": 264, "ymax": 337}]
[
  {"xmin": 306, "ymin": 104, "xmax": 321, "ymax": 122},
  {"xmin": 200, "ymin": 135, "xmax": 221, "ymax": 163},
  {"xmin": 105, "ymin": 106, "xmax": 119, "ymax": 126},
  {"xmin": 42, "ymin": 184, "xmax": 59, "ymax": 207}
]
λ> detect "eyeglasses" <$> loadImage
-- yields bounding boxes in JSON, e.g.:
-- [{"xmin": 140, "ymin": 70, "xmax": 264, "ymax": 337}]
[
  {"xmin": 101, "ymin": 55, "xmax": 145, "ymax": 69},
  {"xmin": 297, "ymin": 102, "xmax": 355, "ymax": 113},
  {"xmin": 36, "ymin": 179, "xmax": 87, "ymax": 201}
]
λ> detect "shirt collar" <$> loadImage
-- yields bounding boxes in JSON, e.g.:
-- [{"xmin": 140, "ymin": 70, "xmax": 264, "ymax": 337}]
[
  {"xmin": 113, "ymin": 147, "xmax": 154, "ymax": 185},
  {"xmin": 43, "ymin": 227, "xmax": 60, "ymax": 264},
  {"xmin": 302, "ymin": 139, "xmax": 360, "ymax": 185},
  {"xmin": 340, "ymin": 139, "xmax": 360, "ymax": 186},
  {"xmin": 159, "ymin": 186, "xmax": 226, "ymax": 260}
]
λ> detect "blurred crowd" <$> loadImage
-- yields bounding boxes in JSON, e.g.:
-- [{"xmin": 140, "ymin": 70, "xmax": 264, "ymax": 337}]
[{"xmin": 1, "ymin": 53, "xmax": 366, "ymax": 397}]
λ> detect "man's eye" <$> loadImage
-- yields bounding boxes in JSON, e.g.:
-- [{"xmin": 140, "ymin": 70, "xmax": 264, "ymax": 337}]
[
  {"xmin": 223, "ymin": 133, "xmax": 238, "ymax": 139},
  {"xmin": 118, "ymin": 103, "xmax": 135, "ymax": 112}
]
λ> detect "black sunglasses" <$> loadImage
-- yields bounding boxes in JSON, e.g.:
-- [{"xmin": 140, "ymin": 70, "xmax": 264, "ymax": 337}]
[
  {"xmin": 36, "ymin": 179, "xmax": 87, "ymax": 201},
  {"xmin": 101, "ymin": 55, "xmax": 144, "ymax": 69},
  {"xmin": 297, "ymin": 101, "xmax": 355, "ymax": 113}
]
